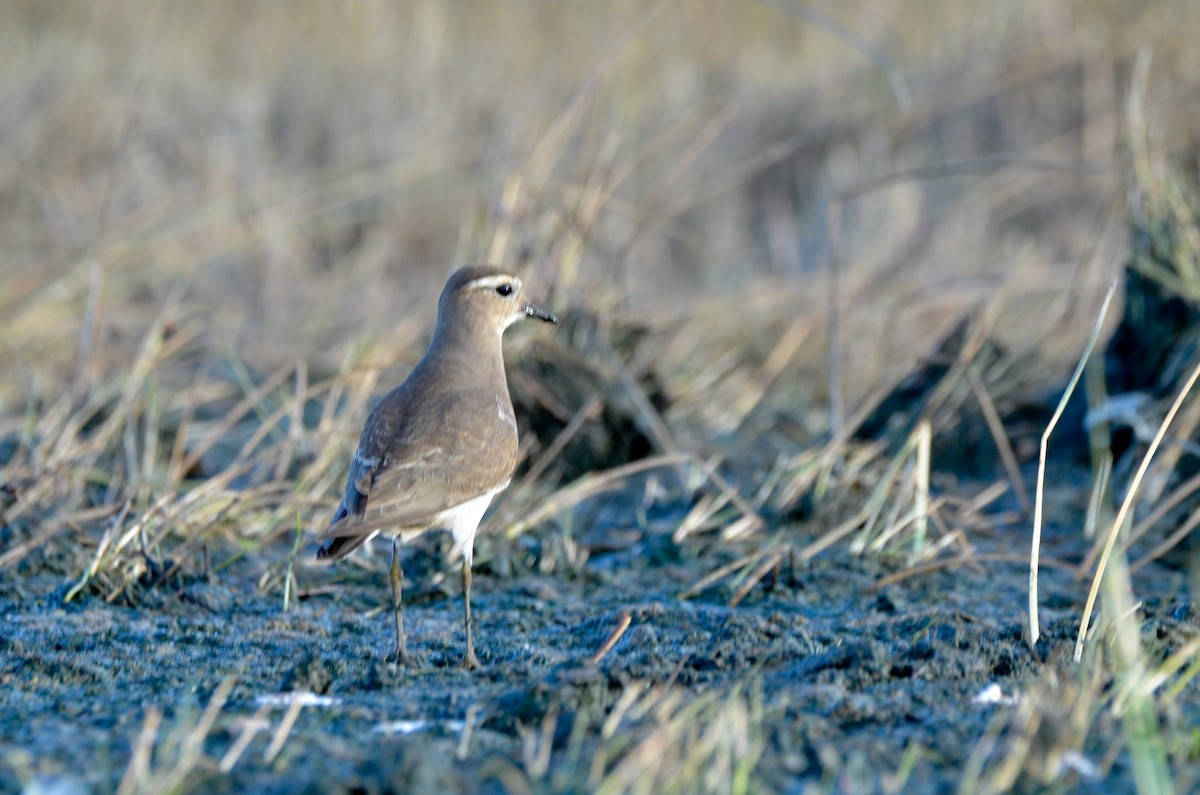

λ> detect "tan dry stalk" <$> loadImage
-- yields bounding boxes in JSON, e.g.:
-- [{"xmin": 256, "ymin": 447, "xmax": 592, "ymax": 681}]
[
  {"xmin": 1029, "ymin": 278, "xmax": 1116, "ymax": 647},
  {"xmin": 1076, "ymin": 354, "xmax": 1200, "ymax": 662}
]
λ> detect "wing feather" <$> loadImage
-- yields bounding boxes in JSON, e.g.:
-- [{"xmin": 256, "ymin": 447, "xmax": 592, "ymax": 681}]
[{"xmin": 318, "ymin": 387, "xmax": 517, "ymax": 556}]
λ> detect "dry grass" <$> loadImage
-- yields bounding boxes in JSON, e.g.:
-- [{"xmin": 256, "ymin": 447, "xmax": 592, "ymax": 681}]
[
  {"xmin": 4, "ymin": 1, "xmax": 1200, "ymax": 793},
  {"xmin": 487, "ymin": 681, "xmax": 765, "ymax": 795}
]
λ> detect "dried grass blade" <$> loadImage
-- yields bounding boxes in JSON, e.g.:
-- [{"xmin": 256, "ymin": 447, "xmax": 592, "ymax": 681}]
[
  {"xmin": 728, "ymin": 550, "xmax": 784, "ymax": 607},
  {"xmin": 1075, "ymin": 353, "xmax": 1200, "ymax": 662},
  {"xmin": 503, "ymin": 453, "xmax": 690, "ymax": 538},
  {"xmin": 176, "ymin": 361, "xmax": 294, "ymax": 478},
  {"xmin": 0, "ymin": 504, "xmax": 123, "ymax": 570},
  {"xmin": 590, "ymin": 611, "xmax": 632, "ymax": 665},
  {"xmin": 679, "ymin": 548, "xmax": 774, "ymax": 600},
  {"xmin": 1030, "ymin": 279, "xmax": 1116, "ymax": 647},
  {"xmin": 968, "ymin": 368, "xmax": 1031, "ymax": 516}
]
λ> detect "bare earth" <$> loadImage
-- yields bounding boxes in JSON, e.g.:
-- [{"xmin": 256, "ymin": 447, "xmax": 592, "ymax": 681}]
[{"xmin": 4, "ymin": 470, "xmax": 1193, "ymax": 793}]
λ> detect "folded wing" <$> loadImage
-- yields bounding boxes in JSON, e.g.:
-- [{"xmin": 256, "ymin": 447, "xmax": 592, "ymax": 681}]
[{"xmin": 318, "ymin": 388, "xmax": 518, "ymax": 558}]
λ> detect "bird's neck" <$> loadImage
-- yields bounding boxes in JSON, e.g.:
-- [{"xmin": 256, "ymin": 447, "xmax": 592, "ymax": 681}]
[{"xmin": 428, "ymin": 317, "xmax": 508, "ymax": 384}]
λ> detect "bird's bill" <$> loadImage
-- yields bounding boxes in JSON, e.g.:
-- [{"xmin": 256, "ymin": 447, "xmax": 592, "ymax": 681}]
[{"xmin": 524, "ymin": 303, "xmax": 559, "ymax": 324}]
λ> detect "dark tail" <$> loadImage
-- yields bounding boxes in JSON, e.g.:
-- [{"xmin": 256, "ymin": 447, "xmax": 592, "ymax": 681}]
[
  {"xmin": 316, "ymin": 501, "xmax": 369, "ymax": 561},
  {"xmin": 316, "ymin": 532, "xmax": 369, "ymax": 561}
]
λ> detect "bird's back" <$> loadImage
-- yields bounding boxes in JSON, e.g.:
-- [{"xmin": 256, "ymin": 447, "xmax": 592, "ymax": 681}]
[{"xmin": 318, "ymin": 349, "xmax": 518, "ymax": 559}]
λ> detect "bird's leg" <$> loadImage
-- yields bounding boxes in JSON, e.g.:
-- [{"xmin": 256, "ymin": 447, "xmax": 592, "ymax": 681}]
[
  {"xmin": 389, "ymin": 541, "xmax": 416, "ymax": 667},
  {"xmin": 460, "ymin": 556, "xmax": 482, "ymax": 670}
]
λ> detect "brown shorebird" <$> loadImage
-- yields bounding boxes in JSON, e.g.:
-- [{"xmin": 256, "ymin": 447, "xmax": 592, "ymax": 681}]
[{"xmin": 318, "ymin": 265, "xmax": 558, "ymax": 669}]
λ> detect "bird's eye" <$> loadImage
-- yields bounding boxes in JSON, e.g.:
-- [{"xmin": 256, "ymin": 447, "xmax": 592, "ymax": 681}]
[{"xmin": 495, "ymin": 284, "xmax": 513, "ymax": 297}]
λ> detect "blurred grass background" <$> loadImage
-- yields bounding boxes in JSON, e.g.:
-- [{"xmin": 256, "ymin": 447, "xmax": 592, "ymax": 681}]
[
  {"xmin": 3, "ymin": 0, "xmax": 1188, "ymax": 539},
  {"xmin": 7, "ymin": 0, "xmax": 1187, "ymax": 368},
  {"xmin": 3, "ymin": 1, "xmax": 1200, "ymax": 790}
]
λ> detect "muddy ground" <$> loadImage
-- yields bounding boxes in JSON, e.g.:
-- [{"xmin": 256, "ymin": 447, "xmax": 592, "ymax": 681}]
[{"xmin": 3, "ymin": 465, "xmax": 1197, "ymax": 795}]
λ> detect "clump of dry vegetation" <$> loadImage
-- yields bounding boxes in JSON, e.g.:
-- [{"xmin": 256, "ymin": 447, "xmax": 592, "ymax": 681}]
[{"xmin": 3, "ymin": 1, "xmax": 1200, "ymax": 793}]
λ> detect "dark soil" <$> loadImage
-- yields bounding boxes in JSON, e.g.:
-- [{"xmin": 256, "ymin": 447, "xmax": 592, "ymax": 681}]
[{"xmin": 4, "ymin": 471, "xmax": 1197, "ymax": 794}]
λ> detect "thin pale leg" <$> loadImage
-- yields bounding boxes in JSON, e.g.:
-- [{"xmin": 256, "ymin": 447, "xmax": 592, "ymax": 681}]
[
  {"xmin": 460, "ymin": 557, "xmax": 481, "ymax": 670},
  {"xmin": 390, "ymin": 541, "xmax": 416, "ymax": 666},
  {"xmin": 448, "ymin": 500, "xmax": 491, "ymax": 670}
]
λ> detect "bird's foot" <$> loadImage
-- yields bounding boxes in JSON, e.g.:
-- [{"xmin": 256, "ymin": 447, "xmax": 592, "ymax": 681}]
[
  {"xmin": 387, "ymin": 648, "xmax": 419, "ymax": 669},
  {"xmin": 459, "ymin": 649, "xmax": 482, "ymax": 671}
]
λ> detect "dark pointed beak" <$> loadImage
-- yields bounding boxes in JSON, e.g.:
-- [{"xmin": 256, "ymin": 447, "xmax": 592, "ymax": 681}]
[{"xmin": 524, "ymin": 302, "xmax": 559, "ymax": 324}]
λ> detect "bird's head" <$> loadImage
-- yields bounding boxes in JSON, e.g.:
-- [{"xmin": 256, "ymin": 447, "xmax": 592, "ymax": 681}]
[{"xmin": 437, "ymin": 265, "xmax": 559, "ymax": 339}]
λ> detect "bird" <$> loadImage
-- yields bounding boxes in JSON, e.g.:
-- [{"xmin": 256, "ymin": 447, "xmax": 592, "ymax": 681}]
[{"xmin": 317, "ymin": 264, "xmax": 558, "ymax": 669}]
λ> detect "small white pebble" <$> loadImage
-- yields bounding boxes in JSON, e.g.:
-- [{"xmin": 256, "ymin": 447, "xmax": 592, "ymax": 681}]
[
  {"xmin": 972, "ymin": 683, "xmax": 1016, "ymax": 706},
  {"xmin": 1060, "ymin": 750, "xmax": 1100, "ymax": 779},
  {"xmin": 374, "ymin": 719, "xmax": 466, "ymax": 735},
  {"xmin": 255, "ymin": 691, "xmax": 340, "ymax": 707},
  {"xmin": 21, "ymin": 775, "xmax": 89, "ymax": 795}
]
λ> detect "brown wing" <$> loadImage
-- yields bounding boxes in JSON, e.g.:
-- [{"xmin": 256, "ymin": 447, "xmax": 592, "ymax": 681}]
[
  {"xmin": 320, "ymin": 387, "xmax": 518, "ymax": 549},
  {"xmin": 316, "ymin": 381, "xmax": 410, "ymax": 559}
]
